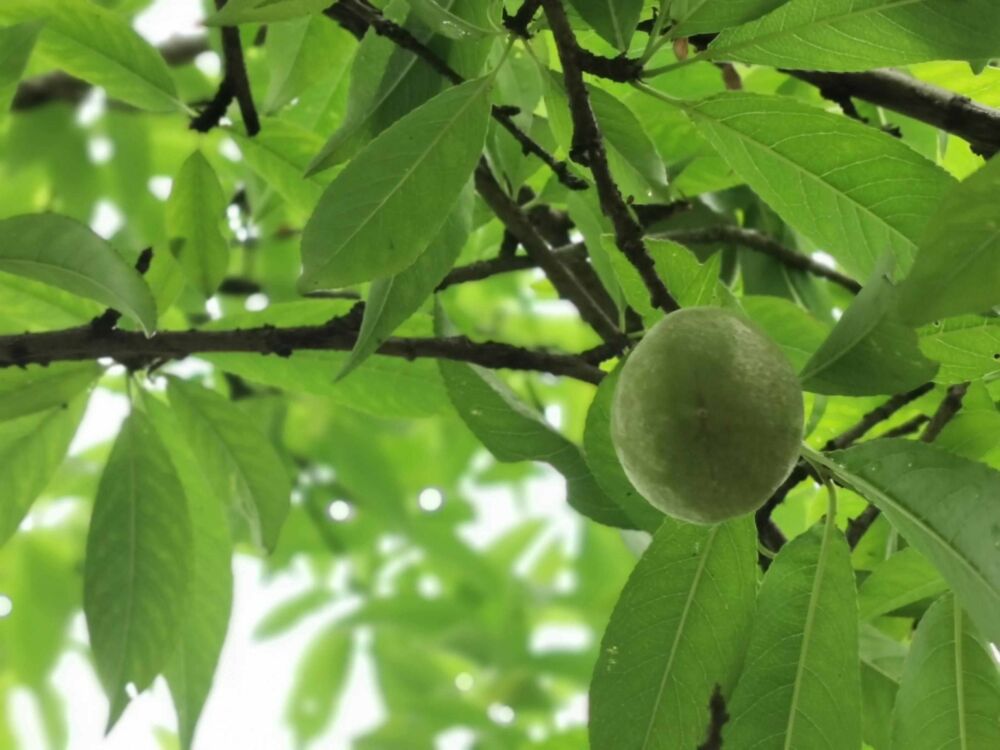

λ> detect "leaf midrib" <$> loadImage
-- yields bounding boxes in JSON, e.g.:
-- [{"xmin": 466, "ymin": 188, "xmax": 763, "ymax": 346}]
[
  {"xmin": 639, "ymin": 525, "xmax": 718, "ymax": 749},
  {"xmin": 816, "ymin": 451, "xmax": 998, "ymax": 609},
  {"xmin": 689, "ymin": 100, "xmax": 919, "ymax": 261},
  {"xmin": 783, "ymin": 517, "xmax": 835, "ymax": 748},
  {"xmin": 313, "ymin": 79, "xmax": 487, "ymax": 279},
  {"xmin": 708, "ymin": 0, "xmax": 928, "ymax": 60}
]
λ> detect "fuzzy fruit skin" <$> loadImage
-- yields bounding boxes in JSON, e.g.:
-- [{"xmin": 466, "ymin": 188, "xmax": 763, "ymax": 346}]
[{"xmin": 611, "ymin": 307, "xmax": 804, "ymax": 525}]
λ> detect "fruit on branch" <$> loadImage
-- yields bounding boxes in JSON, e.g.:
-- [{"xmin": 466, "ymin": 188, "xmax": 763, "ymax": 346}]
[{"xmin": 611, "ymin": 307, "xmax": 804, "ymax": 525}]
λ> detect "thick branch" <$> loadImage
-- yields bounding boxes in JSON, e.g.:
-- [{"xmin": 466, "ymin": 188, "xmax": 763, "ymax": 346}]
[
  {"xmin": 790, "ymin": 69, "xmax": 1000, "ymax": 158},
  {"xmin": 541, "ymin": 0, "xmax": 680, "ymax": 315},
  {"xmin": 0, "ymin": 323, "xmax": 605, "ymax": 384}
]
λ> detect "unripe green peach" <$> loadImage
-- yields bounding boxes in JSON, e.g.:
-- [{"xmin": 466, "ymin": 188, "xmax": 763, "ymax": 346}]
[{"xmin": 611, "ymin": 307, "xmax": 804, "ymax": 525}]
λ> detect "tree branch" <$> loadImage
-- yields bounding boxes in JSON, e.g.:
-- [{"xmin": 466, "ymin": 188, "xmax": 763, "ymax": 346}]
[
  {"xmin": 790, "ymin": 69, "xmax": 1000, "ymax": 158},
  {"xmin": 541, "ymin": 0, "xmax": 680, "ymax": 315},
  {"xmin": 439, "ymin": 224, "xmax": 863, "ymax": 296},
  {"xmin": 660, "ymin": 226, "xmax": 862, "ymax": 293},
  {"xmin": 845, "ymin": 383, "xmax": 968, "ymax": 547},
  {"xmin": 474, "ymin": 164, "xmax": 628, "ymax": 349},
  {"xmin": 756, "ymin": 382, "xmax": 934, "ymax": 554},
  {"xmin": 0, "ymin": 321, "xmax": 605, "ymax": 384},
  {"xmin": 214, "ymin": 0, "xmax": 260, "ymax": 136},
  {"xmin": 503, "ymin": 0, "xmax": 542, "ymax": 37}
]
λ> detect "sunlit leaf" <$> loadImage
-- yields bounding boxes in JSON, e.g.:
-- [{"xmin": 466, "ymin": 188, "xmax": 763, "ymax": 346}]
[
  {"xmin": 0, "ymin": 22, "xmax": 42, "ymax": 114},
  {"xmin": 707, "ymin": 0, "xmax": 1000, "ymax": 71},
  {"xmin": 724, "ymin": 520, "xmax": 861, "ymax": 748},
  {"xmin": 167, "ymin": 378, "xmax": 291, "ymax": 552},
  {"xmin": 145, "ymin": 395, "xmax": 234, "ymax": 750},
  {"xmin": 439, "ymin": 360, "xmax": 633, "ymax": 528},
  {"xmin": 684, "ymin": 93, "xmax": 954, "ymax": 280},
  {"xmin": 0, "ymin": 0, "xmax": 180, "ymax": 111},
  {"xmin": 84, "ymin": 409, "xmax": 193, "ymax": 728},
  {"xmin": 812, "ymin": 439, "xmax": 1000, "ymax": 644},
  {"xmin": 590, "ymin": 517, "xmax": 756, "ymax": 749},
  {"xmin": 891, "ymin": 594, "xmax": 1000, "ymax": 749},
  {"xmin": 897, "ymin": 155, "xmax": 1000, "ymax": 325},
  {"xmin": 166, "ymin": 151, "xmax": 229, "ymax": 298},
  {"xmin": 0, "ymin": 362, "xmax": 99, "ymax": 423},
  {"xmin": 301, "ymin": 77, "xmax": 491, "ymax": 289},
  {"xmin": 0, "ymin": 214, "xmax": 157, "ymax": 333},
  {"xmin": 0, "ymin": 397, "xmax": 86, "ymax": 546},
  {"xmin": 800, "ymin": 259, "xmax": 938, "ymax": 395}
]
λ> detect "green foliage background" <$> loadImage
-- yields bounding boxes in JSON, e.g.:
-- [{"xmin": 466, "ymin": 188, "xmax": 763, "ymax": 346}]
[{"xmin": 0, "ymin": 0, "xmax": 1000, "ymax": 748}]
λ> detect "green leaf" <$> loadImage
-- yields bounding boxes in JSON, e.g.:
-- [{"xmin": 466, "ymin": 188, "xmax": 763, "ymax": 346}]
[
  {"xmin": 891, "ymin": 595, "xmax": 1000, "ymax": 750},
  {"xmin": 607, "ymin": 238, "xmax": 724, "ymax": 322},
  {"xmin": 933, "ymin": 381, "xmax": 1000, "ymax": 461},
  {"xmin": 548, "ymin": 77, "xmax": 669, "ymax": 200},
  {"xmin": 264, "ymin": 16, "xmax": 355, "ymax": 113},
  {"xmin": 230, "ymin": 119, "xmax": 327, "ymax": 220},
  {"xmin": 567, "ymin": 0, "xmax": 643, "ymax": 51},
  {"xmin": 0, "ymin": 398, "xmax": 86, "ymax": 546},
  {"xmin": 0, "ymin": 0, "xmax": 180, "ymax": 111},
  {"xmin": 706, "ymin": 0, "xmax": 1000, "ymax": 72},
  {"xmin": 83, "ymin": 409, "xmax": 193, "ymax": 728},
  {"xmin": 0, "ymin": 22, "xmax": 43, "ymax": 114},
  {"xmin": 301, "ymin": 76, "xmax": 491, "ymax": 289},
  {"xmin": 167, "ymin": 378, "xmax": 291, "ymax": 552},
  {"xmin": 582, "ymin": 366, "xmax": 664, "ymax": 533},
  {"xmin": 340, "ymin": 186, "xmax": 473, "ymax": 380},
  {"xmin": 166, "ymin": 151, "xmax": 229, "ymax": 298},
  {"xmin": 207, "ymin": 0, "xmax": 332, "ymax": 25},
  {"xmin": 589, "ymin": 517, "xmax": 757, "ymax": 749},
  {"xmin": 918, "ymin": 316, "xmax": 1000, "ymax": 384},
  {"xmin": 144, "ymin": 395, "xmax": 233, "ymax": 750},
  {"xmin": 897, "ymin": 155, "xmax": 1000, "ymax": 325},
  {"xmin": 741, "ymin": 295, "xmax": 828, "ymax": 372},
  {"xmin": 810, "ymin": 439, "xmax": 1000, "ymax": 645},
  {"xmin": 670, "ymin": 0, "xmax": 785, "ymax": 36},
  {"xmin": 0, "ymin": 362, "xmax": 99, "ymax": 422},
  {"xmin": 285, "ymin": 625, "xmax": 352, "ymax": 745},
  {"xmin": 401, "ymin": 0, "xmax": 499, "ymax": 39},
  {"xmin": 857, "ymin": 547, "xmax": 947, "ymax": 621},
  {"xmin": 0, "ymin": 214, "xmax": 158, "ymax": 333},
  {"xmin": 800, "ymin": 259, "xmax": 938, "ymax": 395},
  {"xmin": 724, "ymin": 520, "xmax": 862, "ymax": 749},
  {"xmin": 439, "ymin": 360, "xmax": 633, "ymax": 528},
  {"xmin": 684, "ymin": 93, "xmax": 954, "ymax": 280}
]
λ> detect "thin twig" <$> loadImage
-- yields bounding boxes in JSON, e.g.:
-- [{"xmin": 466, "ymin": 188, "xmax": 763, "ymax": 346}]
[
  {"xmin": 756, "ymin": 382, "xmax": 934, "ymax": 554},
  {"xmin": 541, "ymin": 0, "xmax": 680, "ymax": 315},
  {"xmin": 503, "ymin": 0, "xmax": 542, "ymax": 37},
  {"xmin": 659, "ymin": 226, "xmax": 862, "ymax": 294},
  {"xmin": 474, "ymin": 164, "xmax": 627, "ymax": 349},
  {"xmin": 214, "ymin": 0, "xmax": 260, "ymax": 136},
  {"xmin": 845, "ymin": 383, "xmax": 969, "ymax": 547}
]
